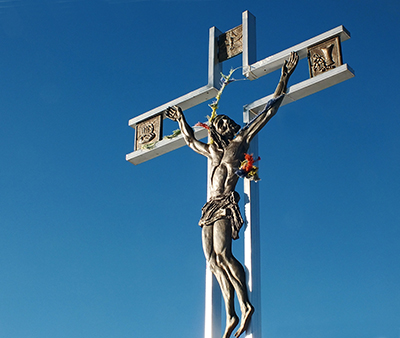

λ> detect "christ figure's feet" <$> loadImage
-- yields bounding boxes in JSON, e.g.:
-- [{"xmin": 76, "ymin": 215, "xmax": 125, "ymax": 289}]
[
  {"xmin": 222, "ymin": 314, "xmax": 239, "ymax": 338},
  {"xmin": 234, "ymin": 304, "xmax": 254, "ymax": 338}
]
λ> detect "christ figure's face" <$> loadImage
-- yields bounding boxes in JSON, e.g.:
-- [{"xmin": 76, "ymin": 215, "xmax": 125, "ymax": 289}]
[{"xmin": 214, "ymin": 115, "xmax": 240, "ymax": 140}]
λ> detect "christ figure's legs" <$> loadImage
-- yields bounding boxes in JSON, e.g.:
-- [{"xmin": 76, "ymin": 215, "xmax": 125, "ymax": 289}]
[
  {"xmin": 213, "ymin": 219, "xmax": 254, "ymax": 338},
  {"xmin": 202, "ymin": 225, "xmax": 239, "ymax": 338},
  {"xmin": 202, "ymin": 219, "xmax": 254, "ymax": 338}
]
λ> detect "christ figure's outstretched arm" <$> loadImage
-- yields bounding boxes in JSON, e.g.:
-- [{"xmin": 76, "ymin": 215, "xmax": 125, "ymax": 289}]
[
  {"xmin": 240, "ymin": 51, "xmax": 299, "ymax": 145},
  {"xmin": 165, "ymin": 105, "xmax": 211, "ymax": 158}
]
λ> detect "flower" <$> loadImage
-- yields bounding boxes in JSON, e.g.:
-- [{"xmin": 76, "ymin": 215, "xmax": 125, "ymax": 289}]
[
  {"xmin": 195, "ymin": 122, "xmax": 210, "ymax": 130},
  {"xmin": 235, "ymin": 153, "xmax": 261, "ymax": 181}
]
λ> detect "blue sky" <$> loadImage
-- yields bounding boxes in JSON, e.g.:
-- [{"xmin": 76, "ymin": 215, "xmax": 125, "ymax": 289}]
[{"xmin": 0, "ymin": 1, "xmax": 399, "ymax": 338}]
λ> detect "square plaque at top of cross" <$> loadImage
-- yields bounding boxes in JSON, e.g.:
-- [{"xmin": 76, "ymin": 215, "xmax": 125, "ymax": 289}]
[{"xmin": 218, "ymin": 24, "xmax": 243, "ymax": 62}]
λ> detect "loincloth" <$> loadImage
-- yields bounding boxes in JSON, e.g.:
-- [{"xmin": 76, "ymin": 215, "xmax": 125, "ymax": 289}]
[{"xmin": 199, "ymin": 191, "xmax": 244, "ymax": 240}]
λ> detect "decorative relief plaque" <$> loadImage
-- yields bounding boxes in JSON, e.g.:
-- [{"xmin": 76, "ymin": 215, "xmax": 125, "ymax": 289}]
[
  {"xmin": 135, "ymin": 114, "xmax": 163, "ymax": 149},
  {"xmin": 307, "ymin": 36, "xmax": 343, "ymax": 77},
  {"xmin": 218, "ymin": 24, "xmax": 243, "ymax": 62}
]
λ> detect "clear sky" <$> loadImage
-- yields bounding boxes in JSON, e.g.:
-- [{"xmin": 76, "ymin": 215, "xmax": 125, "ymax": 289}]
[{"xmin": 0, "ymin": 1, "xmax": 399, "ymax": 338}]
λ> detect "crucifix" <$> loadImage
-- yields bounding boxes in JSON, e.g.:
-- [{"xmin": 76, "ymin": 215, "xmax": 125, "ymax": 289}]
[{"xmin": 126, "ymin": 11, "xmax": 354, "ymax": 338}]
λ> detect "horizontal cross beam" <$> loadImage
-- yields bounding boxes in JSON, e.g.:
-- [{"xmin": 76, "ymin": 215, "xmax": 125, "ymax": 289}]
[
  {"xmin": 244, "ymin": 25, "xmax": 350, "ymax": 80},
  {"xmin": 128, "ymin": 85, "xmax": 218, "ymax": 129},
  {"xmin": 126, "ymin": 64, "xmax": 354, "ymax": 165},
  {"xmin": 126, "ymin": 126, "xmax": 209, "ymax": 165},
  {"xmin": 244, "ymin": 63, "xmax": 355, "ymax": 115}
]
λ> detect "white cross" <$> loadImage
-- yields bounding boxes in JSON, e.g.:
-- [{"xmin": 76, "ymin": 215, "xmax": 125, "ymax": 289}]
[{"xmin": 126, "ymin": 11, "xmax": 354, "ymax": 338}]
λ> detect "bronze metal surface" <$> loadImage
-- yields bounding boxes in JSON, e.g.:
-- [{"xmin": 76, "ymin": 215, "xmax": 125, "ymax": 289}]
[
  {"xmin": 308, "ymin": 36, "xmax": 343, "ymax": 77},
  {"xmin": 135, "ymin": 114, "xmax": 163, "ymax": 149},
  {"xmin": 218, "ymin": 24, "xmax": 243, "ymax": 62}
]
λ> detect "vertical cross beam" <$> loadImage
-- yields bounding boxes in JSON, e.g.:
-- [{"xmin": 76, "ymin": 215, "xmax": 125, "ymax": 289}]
[
  {"xmin": 205, "ymin": 156, "xmax": 222, "ymax": 338},
  {"xmin": 204, "ymin": 23, "xmax": 224, "ymax": 338},
  {"xmin": 243, "ymin": 133, "xmax": 261, "ymax": 338},
  {"xmin": 242, "ymin": 11, "xmax": 262, "ymax": 338},
  {"xmin": 204, "ymin": 13, "xmax": 259, "ymax": 338}
]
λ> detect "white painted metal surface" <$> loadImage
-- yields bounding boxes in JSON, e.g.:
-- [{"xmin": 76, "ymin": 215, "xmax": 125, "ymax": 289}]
[
  {"xmin": 204, "ymin": 155, "xmax": 222, "ymax": 338},
  {"xmin": 243, "ymin": 132, "xmax": 261, "ymax": 338},
  {"xmin": 209, "ymin": 26, "xmax": 223, "ymax": 89},
  {"xmin": 242, "ymin": 12, "xmax": 261, "ymax": 338},
  {"xmin": 244, "ymin": 64, "xmax": 354, "ymax": 115},
  {"xmin": 242, "ymin": 11, "xmax": 257, "ymax": 76},
  {"xmin": 128, "ymin": 86, "xmax": 218, "ymax": 130}
]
